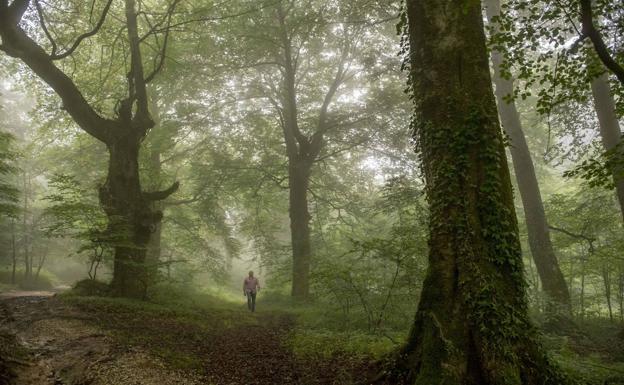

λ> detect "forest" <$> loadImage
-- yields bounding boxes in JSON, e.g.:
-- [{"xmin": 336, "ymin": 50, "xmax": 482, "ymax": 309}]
[{"xmin": 0, "ymin": 0, "xmax": 623, "ymax": 384}]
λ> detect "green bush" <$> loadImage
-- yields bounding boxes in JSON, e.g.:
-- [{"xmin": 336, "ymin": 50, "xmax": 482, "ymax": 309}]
[{"xmin": 70, "ymin": 279, "xmax": 110, "ymax": 296}]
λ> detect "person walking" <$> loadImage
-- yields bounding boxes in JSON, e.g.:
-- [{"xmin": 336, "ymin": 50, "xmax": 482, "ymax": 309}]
[{"xmin": 243, "ymin": 271, "xmax": 260, "ymax": 312}]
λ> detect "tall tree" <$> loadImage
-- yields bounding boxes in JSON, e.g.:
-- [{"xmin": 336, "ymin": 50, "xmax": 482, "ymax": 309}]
[
  {"xmin": 376, "ymin": 0, "xmax": 567, "ymax": 382},
  {"xmin": 590, "ymin": 70, "xmax": 624, "ymax": 222},
  {"xmin": 0, "ymin": 0, "xmax": 179, "ymax": 298},
  {"xmin": 484, "ymin": 0, "xmax": 572, "ymax": 317},
  {"xmin": 223, "ymin": 0, "xmax": 397, "ymax": 299}
]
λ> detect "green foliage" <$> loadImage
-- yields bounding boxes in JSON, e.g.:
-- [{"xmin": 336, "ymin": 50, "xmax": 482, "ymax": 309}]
[
  {"xmin": 288, "ymin": 329, "xmax": 398, "ymax": 360},
  {"xmin": 310, "ymin": 176, "xmax": 428, "ymax": 333},
  {"xmin": 545, "ymin": 188, "xmax": 624, "ymax": 320},
  {"xmin": 489, "ymin": 0, "xmax": 623, "ymax": 114},
  {"xmin": 42, "ymin": 174, "xmax": 113, "ymax": 279},
  {"xmin": 564, "ymin": 139, "xmax": 624, "ymax": 189}
]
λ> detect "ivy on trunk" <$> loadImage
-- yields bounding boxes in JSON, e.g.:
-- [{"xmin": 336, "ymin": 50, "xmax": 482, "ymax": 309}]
[{"xmin": 374, "ymin": 0, "xmax": 569, "ymax": 383}]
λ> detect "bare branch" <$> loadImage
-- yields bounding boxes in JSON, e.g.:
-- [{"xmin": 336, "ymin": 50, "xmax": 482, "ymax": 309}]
[
  {"xmin": 144, "ymin": 0, "xmax": 181, "ymax": 83},
  {"xmin": 580, "ymin": 0, "xmax": 624, "ymax": 85},
  {"xmin": 50, "ymin": 0, "xmax": 113, "ymax": 60},
  {"xmin": 0, "ymin": 13, "xmax": 111, "ymax": 142},
  {"xmin": 33, "ymin": 0, "xmax": 58, "ymax": 55}
]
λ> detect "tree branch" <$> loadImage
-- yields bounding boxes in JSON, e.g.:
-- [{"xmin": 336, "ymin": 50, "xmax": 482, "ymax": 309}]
[
  {"xmin": 0, "ymin": 12, "xmax": 111, "ymax": 142},
  {"xmin": 579, "ymin": 0, "xmax": 624, "ymax": 85},
  {"xmin": 125, "ymin": 0, "xmax": 151, "ymax": 127},
  {"xmin": 143, "ymin": 181, "xmax": 180, "ymax": 201},
  {"xmin": 144, "ymin": 0, "xmax": 181, "ymax": 83},
  {"xmin": 50, "ymin": 0, "xmax": 113, "ymax": 60}
]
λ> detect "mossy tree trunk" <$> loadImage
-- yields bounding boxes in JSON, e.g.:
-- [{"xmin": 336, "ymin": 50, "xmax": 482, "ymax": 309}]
[
  {"xmin": 484, "ymin": 0, "xmax": 572, "ymax": 317},
  {"xmin": 376, "ymin": 1, "xmax": 568, "ymax": 383}
]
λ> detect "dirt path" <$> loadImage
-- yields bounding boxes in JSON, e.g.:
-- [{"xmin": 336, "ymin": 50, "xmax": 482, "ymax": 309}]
[
  {"xmin": 0, "ymin": 290, "xmax": 56, "ymax": 299},
  {"xmin": 0, "ymin": 295, "xmax": 207, "ymax": 385},
  {"xmin": 0, "ymin": 294, "xmax": 370, "ymax": 385}
]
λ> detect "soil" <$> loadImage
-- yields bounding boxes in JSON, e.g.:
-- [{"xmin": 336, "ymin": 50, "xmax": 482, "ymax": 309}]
[{"xmin": 0, "ymin": 293, "xmax": 372, "ymax": 385}]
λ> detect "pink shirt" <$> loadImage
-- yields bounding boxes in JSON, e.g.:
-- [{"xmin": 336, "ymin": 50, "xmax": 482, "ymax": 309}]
[{"xmin": 243, "ymin": 277, "xmax": 260, "ymax": 293}]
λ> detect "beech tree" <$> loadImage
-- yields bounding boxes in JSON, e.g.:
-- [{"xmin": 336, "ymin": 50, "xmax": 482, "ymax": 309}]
[
  {"xmin": 375, "ymin": 0, "xmax": 567, "ymax": 383},
  {"xmin": 0, "ymin": 0, "xmax": 180, "ymax": 298},
  {"xmin": 219, "ymin": 0, "xmax": 400, "ymax": 299},
  {"xmin": 484, "ymin": 0, "xmax": 572, "ymax": 318}
]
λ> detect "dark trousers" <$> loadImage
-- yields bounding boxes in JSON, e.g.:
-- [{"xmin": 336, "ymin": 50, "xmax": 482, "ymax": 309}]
[{"xmin": 246, "ymin": 291, "xmax": 256, "ymax": 312}]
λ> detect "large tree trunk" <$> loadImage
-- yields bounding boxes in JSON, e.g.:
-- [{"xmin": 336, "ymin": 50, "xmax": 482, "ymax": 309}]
[
  {"xmin": 376, "ymin": 1, "xmax": 567, "ymax": 383},
  {"xmin": 99, "ymin": 135, "xmax": 158, "ymax": 298},
  {"xmin": 289, "ymin": 158, "xmax": 312, "ymax": 299},
  {"xmin": 485, "ymin": 0, "xmax": 571, "ymax": 316},
  {"xmin": 146, "ymin": 117, "xmax": 163, "ymax": 280},
  {"xmin": 590, "ymin": 72, "xmax": 624, "ymax": 220}
]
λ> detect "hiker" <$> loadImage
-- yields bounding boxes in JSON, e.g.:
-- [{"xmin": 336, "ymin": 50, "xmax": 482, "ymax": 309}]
[{"xmin": 243, "ymin": 270, "xmax": 260, "ymax": 312}]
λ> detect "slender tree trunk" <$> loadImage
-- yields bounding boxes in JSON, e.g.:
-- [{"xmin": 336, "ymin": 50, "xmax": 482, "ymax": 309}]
[
  {"xmin": 35, "ymin": 246, "xmax": 47, "ymax": 279},
  {"xmin": 580, "ymin": 253, "xmax": 587, "ymax": 319},
  {"xmin": 590, "ymin": 72, "xmax": 624, "ymax": 221},
  {"xmin": 376, "ymin": 1, "xmax": 567, "ymax": 383},
  {"xmin": 289, "ymin": 158, "xmax": 312, "ymax": 299},
  {"xmin": 145, "ymin": 139, "xmax": 163, "ymax": 288},
  {"xmin": 10, "ymin": 218, "xmax": 16, "ymax": 285},
  {"xmin": 21, "ymin": 170, "xmax": 30, "ymax": 280},
  {"xmin": 485, "ymin": 0, "xmax": 572, "ymax": 316},
  {"xmin": 146, "ymin": 89, "xmax": 163, "ymax": 270},
  {"xmin": 602, "ymin": 264, "xmax": 614, "ymax": 321},
  {"xmin": 618, "ymin": 267, "xmax": 624, "ymax": 322}
]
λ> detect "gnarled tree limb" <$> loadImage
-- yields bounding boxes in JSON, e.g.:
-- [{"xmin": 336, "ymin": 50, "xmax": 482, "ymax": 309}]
[
  {"xmin": 0, "ymin": 4, "xmax": 112, "ymax": 143},
  {"xmin": 143, "ymin": 181, "xmax": 180, "ymax": 201}
]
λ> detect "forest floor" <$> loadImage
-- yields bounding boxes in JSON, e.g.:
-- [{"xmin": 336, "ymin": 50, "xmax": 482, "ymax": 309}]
[
  {"xmin": 0, "ymin": 291, "xmax": 374, "ymax": 385},
  {"xmin": 2, "ymin": 290, "xmax": 624, "ymax": 385}
]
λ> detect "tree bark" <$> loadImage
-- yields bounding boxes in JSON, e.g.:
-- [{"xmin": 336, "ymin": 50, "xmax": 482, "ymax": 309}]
[
  {"xmin": 376, "ymin": 1, "xmax": 568, "ymax": 383},
  {"xmin": 590, "ymin": 72, "xmax": 624, "ymax": 221},
  {"xmin": 289, "ymin": 158, "xmax": 312, "ymax": 299},
  {"xmin": 99, "ymin": 134, "xmax": 156, "ymax": 298},
  {"xmin": 272, "ymin": 1, "xmax": 346, "ymax": 299},
  {"xmin": 485, "ymin": 0, "xmax": 572, "ymax": 316}
]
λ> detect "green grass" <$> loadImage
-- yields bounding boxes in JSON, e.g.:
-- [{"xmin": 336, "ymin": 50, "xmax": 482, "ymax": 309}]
[
  {"xmin": 56, "ymin": 286, "xmax": 624, "ymax": 383},
  {"xmin": 288, "ymin": 328, "xmax": 399, "ymax": 360},
  {"xmin": 554, "ymin": 352, "xmax": 624, "ymax": 384}
]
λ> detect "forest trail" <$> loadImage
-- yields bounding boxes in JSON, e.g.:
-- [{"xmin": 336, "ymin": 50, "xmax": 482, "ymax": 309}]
[{"xmin": 0, "ymin": 294, "xmax": 371, "ymax": 385}]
